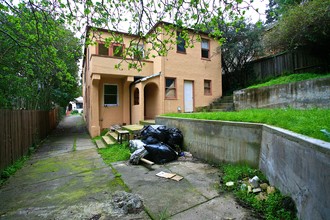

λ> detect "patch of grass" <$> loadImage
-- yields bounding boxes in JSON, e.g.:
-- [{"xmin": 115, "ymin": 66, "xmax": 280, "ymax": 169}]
[
  {"xmin": 220, "ymin": 164, "xmax": 297, "ymax": 220},
  {"xmin": 164, "ymin": 108, "xmax": 330, "ymax": 142},
  {"xmin": 248, "ymin": 73, "xmax": 330, "ymax": 89},
  {"xmin": 98, "ymin": 143, "xmax": 131, "ymax": 164},
  {"xmin": 0, "ymin": 156, "xmax": 29, "ymax": 185},
  {"xmin": 70, "ymin": 110, "xmax": 79, "ymax": 115}
]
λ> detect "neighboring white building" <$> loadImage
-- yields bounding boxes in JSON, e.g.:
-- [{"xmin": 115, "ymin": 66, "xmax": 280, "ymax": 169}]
[{"xmin": 67, "ymin": 96, "xmax": 84, "ymax": 114}]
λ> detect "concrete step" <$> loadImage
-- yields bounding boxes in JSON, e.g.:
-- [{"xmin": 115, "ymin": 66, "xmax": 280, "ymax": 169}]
[
  {"xmin": 102, "ymin": 135, "xmax": 115, "ymax": 145},
  {"xmin": 210, "ymin": 109, "xmax": 225, "ymax": 112},
  {"xmin": 95, "ymin": 139, "xmax": 107, "ymax": 149},
  {"xmin": 108, "ymin": 131, "xmax": 118, "ymax": 142},
  {"xmin": 211, "ymin": 103, "xmax": 234, "ymax": 109},
  {"xmin": 140, "ymin": 120, "xmax": 155, "ymax": 125}
]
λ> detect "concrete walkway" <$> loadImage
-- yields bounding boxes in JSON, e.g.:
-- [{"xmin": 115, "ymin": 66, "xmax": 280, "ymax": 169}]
[{"xmin": 0, "ymin": 115, "xmax": 257, "ymax": 220}]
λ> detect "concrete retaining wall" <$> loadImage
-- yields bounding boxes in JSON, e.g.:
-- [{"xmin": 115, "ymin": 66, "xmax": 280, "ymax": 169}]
[
  {"xmin": 234, "ymin": 77, "xmax": 330, "ymax": 110},
  {"xmin": 156, "ymin": 117, "xmax": 262, "ymax": 167},
  {"xmin": 156, "ymin": 116, "xmax": 330, "ymax": 220}
]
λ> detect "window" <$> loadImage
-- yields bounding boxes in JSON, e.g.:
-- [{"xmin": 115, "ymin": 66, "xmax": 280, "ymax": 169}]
[
  {"xmin": 112, "ymin": 44, "xmax": 123, "ymax": 57},
  {"xmin": 134, "ymin": 44, "xmax": 144, "ymax": 60},
  {"xmin": 104, "ymin": 84, "xmax": 118, "ymax": 106},
  {"xmin": 165, "ymin": 78, "xmax": 176, "ymax": 99},
  {"xmin": 98, "ymin": 43, "xmax": 108, "ymax": 55},
  {"xmin": 201, "ymin": 38, "xmax": 210, "ymax": 59},
  {"xmin": 134, "ymin": 88, "xmax": 139, "ymax": 105},
  {"xmin": 204, "ymin": 80, "xmax": 211, "ymax": 95},
  {"xmin": 176, "ymin": 32, "xmax": 186, "ymax": 53}
]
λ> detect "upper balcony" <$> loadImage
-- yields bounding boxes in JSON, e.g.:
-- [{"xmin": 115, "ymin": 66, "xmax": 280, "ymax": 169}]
[{"xmin": 90, "ymin": 55, "xmax": 154, "ymax": 78}]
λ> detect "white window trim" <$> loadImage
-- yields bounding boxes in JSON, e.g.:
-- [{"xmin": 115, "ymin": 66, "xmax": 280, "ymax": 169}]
[{"xmin": 104, "ymin": 84, "xmax": 119, "ymax": 107}]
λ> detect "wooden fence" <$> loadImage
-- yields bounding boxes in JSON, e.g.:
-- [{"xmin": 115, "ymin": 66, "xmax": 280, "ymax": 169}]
[
  {"xmin": 0, "ymin": 108, "xmax": 60, "ymax": 171},
  {"xmin": 223, "ymin": 49, "xmax": 329, "ymax": 93},
  {"xmin": 248, "ymin": 49, "xmax": 329, "ymax": 82}
]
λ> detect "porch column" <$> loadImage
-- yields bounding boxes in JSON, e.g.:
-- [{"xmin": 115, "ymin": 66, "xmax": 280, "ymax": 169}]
[
  {"xmin": 123, "ymin": 76, "xmax": 134, "ymax": 125},
  {"xmin": 90, "ymin": 74, "xmax": 101, "ymax": 137}
]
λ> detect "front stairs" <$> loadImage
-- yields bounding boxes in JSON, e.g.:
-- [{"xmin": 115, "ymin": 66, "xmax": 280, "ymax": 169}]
[{"xmin": 198, "ymin": 95, "xmax": 235, "ymax": 112}]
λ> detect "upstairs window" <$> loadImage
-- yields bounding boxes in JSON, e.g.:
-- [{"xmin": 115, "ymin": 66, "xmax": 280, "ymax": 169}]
[
  {"xmin": 112, "ymin": 43, "xmax": 123, "ymax": 57},
  {"xmin": 104, "ymin": 84, "xmax": 118, "ymax": 106},
  {"xmin": 201, "ymin": 38, "xmax": 210, "ymax": 59},
  {"xmin": 98, "ymin": 43, "xmax": 108, "ymax": 55},
  {"xmin": 134, "ymin": 44, "xmax": 144, "ymax": 60},
  {"xmin": 204, "ymin": 80, "xmax": 212, "ymax": 95},
  {"xmin": 176, "ymin": 32, "xmax": 186, "ymax": 53},
  {"xmin": 96, "ymin": 42, "xmax": 124, "ymax": 57},
  {"xmin": 165, "ymin": 78, "xmax": 177, "ymax": 99}
]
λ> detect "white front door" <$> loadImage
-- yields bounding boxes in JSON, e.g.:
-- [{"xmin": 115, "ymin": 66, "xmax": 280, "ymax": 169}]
[{"xmin": 184, "ymin": 81, "xmax": 193, "ymax": 112}]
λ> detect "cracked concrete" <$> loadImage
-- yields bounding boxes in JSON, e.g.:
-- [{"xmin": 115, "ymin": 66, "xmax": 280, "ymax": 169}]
[{"xmin": 0, "ymin": 115, "xmax": 259, "ymax": 220}]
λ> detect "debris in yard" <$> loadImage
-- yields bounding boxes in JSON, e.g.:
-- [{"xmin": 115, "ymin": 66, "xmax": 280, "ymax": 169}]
[
  {"xmin": 252, "ymin": 188, "xmax": 262, "ymax": 193},
  {"xmin": 255, "ymin": 192, "xmax": 268, "ymax": 201},
  {"xmin": 129, "ymin": 125, "xmax": 184, "ymax": 165},
  {"xmin": 249, "ymin": 176, "xmax": 259, "ymax": 188},
  {"xmin": 129, "ymin": 148, "xmax": 148, "ymax": 165},
  {"xmin": 112, "ymin": 191, "xmax": 144, "ymax": 215},
  {"xmin": 129, "ymin": 140, "xmax": 145, "ymax": 151},
  {"xmin": 226, "ymin": 181, "xmax": 235, "ymax": 187},
  {"xmin": 267, "ymin": 186, "xmax": 276, "ymax": 195},
  {"xmin": 144, "ymin": 143, "xmax": 178, "ymax": 164},
  {"xmin": 260, "ymin": 183, "xmax": 269, "ymax": 190},
  {"xmin": 156, "ymin": 171, "xmax": 184, "ymax": 181}
]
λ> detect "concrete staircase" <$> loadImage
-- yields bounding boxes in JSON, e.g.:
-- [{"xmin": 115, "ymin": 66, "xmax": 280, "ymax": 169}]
[
  {"xmin": 95, "ymin": 131, "xmax": 118, "ymax": 148},
  {"xmin": 197, "ymin": 95, "xmax": 234, "ymax": 112}
]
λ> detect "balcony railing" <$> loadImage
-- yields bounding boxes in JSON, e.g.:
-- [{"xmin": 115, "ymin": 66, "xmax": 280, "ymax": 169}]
[{"xmin": 90, "ymin": 55, "xmax": 154, "ymax": 77}]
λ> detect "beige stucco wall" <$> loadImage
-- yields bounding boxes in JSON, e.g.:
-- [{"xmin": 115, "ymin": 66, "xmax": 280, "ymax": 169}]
[
  {"xmin": 163, "ymin": 32, "xmax": 222, "ymax": 113},
  {"xmin": 83, "ymin": 25, "xmax": 222, "ymax": 137}
]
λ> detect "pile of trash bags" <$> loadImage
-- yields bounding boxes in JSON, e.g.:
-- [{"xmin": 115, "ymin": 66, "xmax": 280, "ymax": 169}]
[{"xmin": 129, "ymin": 125, "xmax": 183, "ymax": 164}]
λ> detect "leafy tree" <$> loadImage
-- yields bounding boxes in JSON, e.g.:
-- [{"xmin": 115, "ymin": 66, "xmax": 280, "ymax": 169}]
[
  {"xmin": 0, "ymin": 3, "xmax": 81, "ymax": 110},
  {"xmin": 219, "ymin": 19, "xmax": 264, "ymax": 92},
  {"xmin": 265, "ymin": 0, "xmax": 330, "ymax": 56},
  {"xmin": 265, "ymin": 0, "xmax": 303, "ymax": 24}
]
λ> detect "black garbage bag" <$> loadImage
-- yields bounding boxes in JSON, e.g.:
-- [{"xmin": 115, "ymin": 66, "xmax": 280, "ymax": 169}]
[
  {"xmin": 140, "ymin": 125, "xmax": 168, "ymax": 143},
  {"xmin": 144, "ymin": 143, "xmax": 178, "ymax": 164},
  {"xmin": 142, "ymin": 136, "xmax": 159, "ymax": 145},
  {"xmin": 167, "ymin": 128, "xmax": 183, "ymax": 149}
]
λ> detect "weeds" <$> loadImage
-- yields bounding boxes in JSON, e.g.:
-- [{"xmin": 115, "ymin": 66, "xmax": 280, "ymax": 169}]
[
  {"xmin": 220, "ymin": 164, "xmax": 297, "ymax": 220},
  {"xmin": 97, "ymin": 142, "xmax": 131, "ymax": 164}
]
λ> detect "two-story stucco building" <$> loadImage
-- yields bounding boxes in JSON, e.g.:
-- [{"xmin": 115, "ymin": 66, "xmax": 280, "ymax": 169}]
[{"xmin": 82, "ymin": 22, "xmax": 222, "ymax": 137}]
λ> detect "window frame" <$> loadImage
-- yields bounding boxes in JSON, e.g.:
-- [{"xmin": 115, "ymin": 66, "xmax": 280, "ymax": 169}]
[
  {"xmin": 97, "ymin": 42, "xmax": 110, "ymax": 56},
  {"xmin": 104, "ymin": 84, "xmax": 119, "ymax": 107},
  {"xmin": 96, "ymin": 41, "xmax": 125, "ymax": 58},
  {"xmin": 165, "ymin": 77, "xmax": 177, "ymax": 99},
  {"xmin": 134, "ymin": 44, "xmax": 144, "ymax": 60},
  {"xmin": 204, "ymin": 80, "xmax": 212, "ymax": 96},
  {"xmin": 176, "ymin": 31, "xmax": 186, "ymax": 54},
  {"xmin": 201, "ymin": 38, "xmax": 210, "ymax": 59},
  {"xmin": 111, "ymin": 43, "xmax": 124, "ymax": 57}
]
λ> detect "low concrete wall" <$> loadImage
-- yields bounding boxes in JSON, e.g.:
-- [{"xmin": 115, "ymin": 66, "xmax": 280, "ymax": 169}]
[
  {"xmin": 234, "ymin": 77, "xmax": 330, "ymax": 110},
  {"xmin": 156, "ymin": 116, "xmax": 330, "ymax": 220},
  {"xmin": 260, "ymin": 125, "xmax": 330, "ymax": 220},
  {"xmin": 156, "ymin": 117, "xmax": 262, "ymax": 167}
]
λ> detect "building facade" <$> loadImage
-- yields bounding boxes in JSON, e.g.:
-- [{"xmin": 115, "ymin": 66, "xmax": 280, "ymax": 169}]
[{"xmin": 82, "ymin": 22, "xmax": 222, "ymax": 137}]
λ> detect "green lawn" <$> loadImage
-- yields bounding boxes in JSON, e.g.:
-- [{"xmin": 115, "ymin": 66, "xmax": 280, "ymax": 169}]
[
  {"xmin": 163, "ymin": 108, "xmax": 330, "ymax": 142},
  {"xmin": 248, "ymin": 73, "xmax": 330, "ymax": 89}
]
